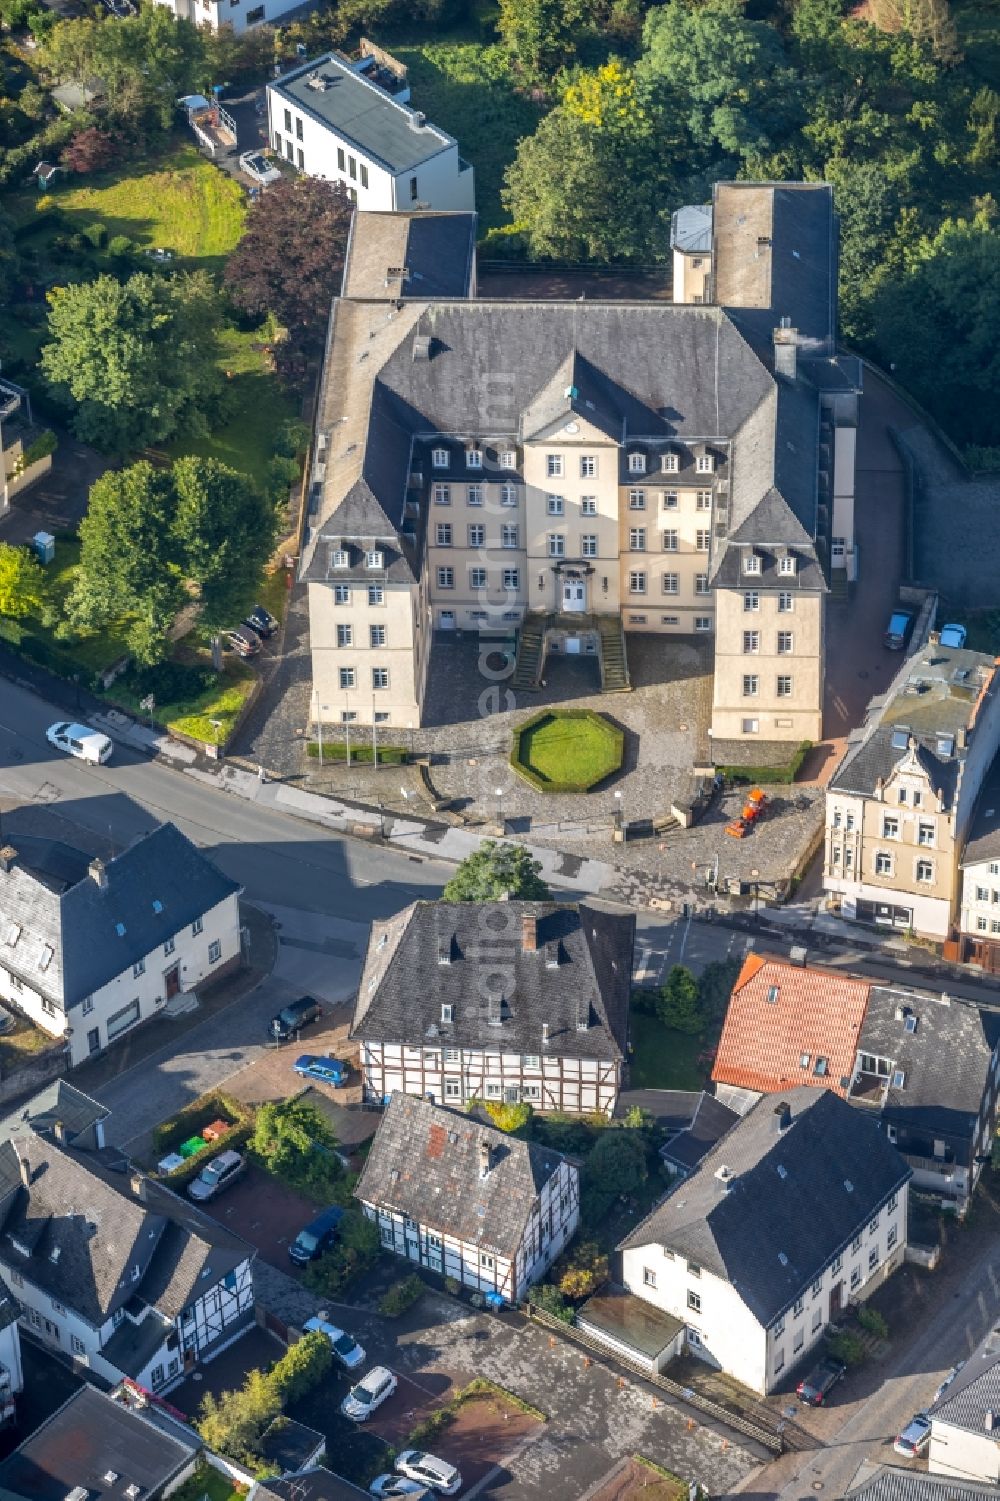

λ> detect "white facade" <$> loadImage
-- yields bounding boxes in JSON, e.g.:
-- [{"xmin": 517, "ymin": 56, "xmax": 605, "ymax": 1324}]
[
  {"xmin": 959, "ymin": 854, "xmax": 1000, "ymax": 943},
  {"xmin": 360, "ymin": 1039, "xmax": 621, "ymax": 1117},
  {"xmin": 266, "ymin": 55, "xmax": 474, "ymax": 212},
  {"xmin": 361, "ymin": 1157, "xmax": 579, "ymax": 1304},
  {"xmin": 930, "ymin": 1416, "xmax": 1000, "ymax": 1484},
  {"xmin": 153, "ymin": 0, "xmax": 299, "ymax": 33},
  {"xmin": 3, "ymin": 1252, "xmax": 254, "ymax": 1393},
  {"xmin": 622, "ymin": 1183, "xmax": 908, "ymax": 1395},
  {"xmin": 0, "ymin": 892, "xmax": 240, "ymax": 1067}
]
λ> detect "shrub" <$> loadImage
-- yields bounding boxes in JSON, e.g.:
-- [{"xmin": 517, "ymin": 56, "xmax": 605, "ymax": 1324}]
[
  {"xmin": 251, "ymin": 1096, "xmax": 343, "ymax": 1197},
  {"xmin": 655, "ymin": 966, "xmax": 702, "ymax": 1033},
  {"xmin": 527, "ymin": 1282, "xmax": 573, "ymax": 1322},
  {"xmin": 150, "ymin": 1091, "xmax": 254, "ymax": 1187},
  {"xmin": 270, "ymin": 1330, "xmax": 333, "ymax": 1403},
  {"xmin": 553, "ymin": 1240, "xmax": 608, "ymax": 1301},
  {"xmin": 827, "ymin": 1330, "xmax": 866, "ymax": 1366},
  {"xmin": 274, "ymin": 418, "xmax": 311, "ymax": 458},
  {"xmin": 122, "ymin": 660, "xmax": 216, "ymax": 705},
  {"xmin": 858, "ymin": 1306, "xmax": 889, "ymax": 1339},
  {"xmin": 81, "ymin": 222, "xmax": 106, "ymax": 249},
  {"xmin": 475, "ymin": 1098, "xmax": 533, "ymax": 1136},
  {"xmin": 306, "ymin": 741, "xmax": 408, "ymax": 763},
  {"xmin": 378, "ymin": 1273, "xmax": 425, "ymax": 1318},
  {"xmin": 510, "ymin": 709, "xmax": 624, "ymax": 794},
  {"xmin": 444, "ymin": 1275, "xmax": 461, "ymax": 1296},
  {"xmin": 304, "ymin": 1208, "xmax": 380, "ymax": 1296},
  {"xmin": 717, "ymin": 741, "xmax": 812, "ymax": 786},
  {"xmin": 196, "ymin": 1330, "xmax": 331, "ymax": 1463},
  {"xmin": 21, "ymin": 429, "xmax": 57, "ymax": 467},
  {"xmin": 107, "ymin": 234, "xmax": 133, "ymax": 257}
]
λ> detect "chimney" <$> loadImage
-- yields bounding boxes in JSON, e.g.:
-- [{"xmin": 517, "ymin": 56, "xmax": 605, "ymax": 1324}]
[
  {"xmin": 0, "ymin": 847, "xmax": 16, "ymax": 875},
  {"xmin": 929, "ymin": 629, "xmax": 940, "ymax": 647},
  {"xmin": 773, "ymin": 1101, "xmax": 792, "ymax": 1132},
  {"xmin": 894, "ymin": 1004, "xmax": 906, "ymax": 1022},
  {"xmin": 53, "ymin": 1120, "xmax": 67, "ymax": 1146},
  {"xmin": 522, "ymin": 915, "xmax": 538, "ymax": 953},
  {"xmin": 88, "ymin": 858, "xmax": 108, "ymax": 891},
  {"xmin": 773, "ymin": 325, "xmax": 798, "ymax": 382},
  {"xmin": 17, "ymin": 1154, "xmax": 30, "ymax": 1190},
  {"xmin": 479, "ymin": 1141, "xmax": 491, "ymax": 1180},
  {"xmin": 129, "ymin": 1170, "xmax": 147, "ymax": 1203},
  {"xmin": 542, "ymin": 1021, "xmax": 550, "ymax": 1048}
]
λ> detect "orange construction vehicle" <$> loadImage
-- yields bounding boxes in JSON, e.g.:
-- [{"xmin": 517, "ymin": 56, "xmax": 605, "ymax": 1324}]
[{"xmin": 725, "ymin": 787, "xmax": 768, "ymax": 838}]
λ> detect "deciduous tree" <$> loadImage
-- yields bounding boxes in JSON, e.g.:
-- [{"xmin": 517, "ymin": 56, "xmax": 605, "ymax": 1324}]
[
  {"xmin": 170, "ymin": 457, "xmax": 277, "ymax": 631},
  {"xmin": 224, "ymin": 177, "xmax": 353, "ymax": 349},
  {"xmin": 442, "ymin": 840, "xmax": 550, "ymax": 901},
  {"xmin": 0, "ymin": 543, "xmax": 48, "ymax": 620},
  {"xmin": 497, "ymin": 0, "xmax": 585, "ymax": 87},
  {"xmin": 656, "ymin": 965, "xmax": 702, "ymax": 1033},
  {"xmin": 42, "ymin": 8, "xmax": 208, "ymax": 131},
  {"xmin": 60, "ymin": 125, "xmax": 119, "ymax": 174}
]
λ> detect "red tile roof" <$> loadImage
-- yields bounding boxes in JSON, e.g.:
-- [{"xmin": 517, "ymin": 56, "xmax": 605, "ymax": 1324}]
[{"xmin": 711, "ymin": 955, "xmax": 871, "ymax": 1097}]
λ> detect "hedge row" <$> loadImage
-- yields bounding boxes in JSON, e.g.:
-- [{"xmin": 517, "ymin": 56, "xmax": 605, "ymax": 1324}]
[
  {"xmin": 150, "ymin": 1090, "xmax": 255, "ymax": 1188},
  {"xmin": 509, "ymin": 709, "xmax": 624, "ymax": 794},
  {"xmin": 306, "ymin": 742, "xmax": 408, "ymax": 764},
  {"xmin": 717, "ymin": 740, "xmax": 813, "ymax": 786}
]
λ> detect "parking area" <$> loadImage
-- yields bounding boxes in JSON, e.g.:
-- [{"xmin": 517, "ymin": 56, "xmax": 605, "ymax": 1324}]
[
  {"xmin": 199, "ymin": 1163, "xmax": 319, "ymax": 1270},
  {"xmin": 224, "ymin": 1006, "xmax": 360, "ymax": 1110}
]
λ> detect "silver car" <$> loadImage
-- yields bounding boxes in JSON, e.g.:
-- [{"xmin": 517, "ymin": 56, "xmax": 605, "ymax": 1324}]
[
  {"xmin": 340, "ymin": 1365, "xmax": 397, "ymax": 1421},
  {"xmin": 187, "ymin": 1149, "xmax": 245, "ymax": 1203}
]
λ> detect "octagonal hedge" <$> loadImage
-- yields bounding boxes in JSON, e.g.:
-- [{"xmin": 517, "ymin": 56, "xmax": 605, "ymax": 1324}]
[{"xmin": 510, "ymin": 709, "xmax": 624, "ymax": 794}]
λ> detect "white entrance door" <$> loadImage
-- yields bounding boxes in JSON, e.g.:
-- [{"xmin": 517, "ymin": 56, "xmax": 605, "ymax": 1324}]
[
  {"xmin": 566, "ymin": 637, "xmax": 581, "ymax": 655},
  {"xmin": 439, "ymin": 610, "xmax": 456, "ymax": 630},
  {"xmin": 562, "ymin": 579, "xmax": 586, "ymax": 612}
]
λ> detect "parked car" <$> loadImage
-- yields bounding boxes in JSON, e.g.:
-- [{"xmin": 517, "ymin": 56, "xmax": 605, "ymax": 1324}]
[
  {"xmin": 290, "ymin": 1205, "xmax": 345, "ymax": 1266},
  {"xmin": 46, "ymin": 722, "xmax": 113, "ymax": 765},
  {"xmin": 293, "ymin": 1054, "xmax": 348, "ymax": 1087},
  {"xmin": 246, "ymin": 604, "xmax": 279, "ymax": 638},
  {"xmin": 884, "ymin": 609, "xmax": 915, "ymax": 651},
  {"xmin": 396, "ymin": 1451, "xmax": 462, "ymax": 1495},
  {"xmin": 796, "ymin": 1357, "xmax": 847, "ymax": 1406},
  {"xmin": 370, "ymin": 1479, "xmax": 426, "ymax": 1499},
  {"xmin": 894, "ymin": 1412, "xmax": 932, "ymax": 1457},
  {"xmin": 341, "ymin": 1365, "xmax": 397, "ymax": 1421},
  {"xmin": 302, "ymin": 1314, "xmax": 365, "ymax": 1369},
  {"xmin": 938, "ymin": 623, "xmax": 967, "ymax": 649},
  {"xmin": 932, "ymin": 1361, "xmax": 965, "ymax": 1404},
  {"xmin": 187, "ymin": 1149, "xmax": 246, "ymax": 1203},
  {"xmin": 239, "ymin": 151, "xmax": 282, "ymax": 186},
  {"xmin": 268, "ymin": 995, "xmax": 322, "ymax": 1042},
  {"xmin": 224, "ymin": 627, "xmax": 261, "ymax": 659}
]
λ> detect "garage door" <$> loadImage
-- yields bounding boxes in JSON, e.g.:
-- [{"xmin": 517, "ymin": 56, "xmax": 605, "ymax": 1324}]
[{"xmin": 107, "ymin": 999, "xmax": 141, "ymax": 1041}]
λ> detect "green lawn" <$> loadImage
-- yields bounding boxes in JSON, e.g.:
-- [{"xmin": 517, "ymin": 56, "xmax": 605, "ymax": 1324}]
[
  {"xmin": 162, "ymin": 324, "xmax": 299, "ymax": 491},
  {"xmin": 0, "ymin": 537, "xmax": 131, "ymax": 680},
  {"xmin": 11, "ymin": 144, "xmax": 246, "ymax": 267},
  {"xmin": 112, "ymin": 660, "xmax": 256, "ymax": 744},
  {"xmin": 516, "ymin": 711, "xmax": 622, "ymax": 789},
  {"xmin": 168, "ymin": 1466, "xmax": 245, "ymax": 1501},
  {"xmin": 629, "ymin": 1011, "xmax": 708, "ymax": 1091}
]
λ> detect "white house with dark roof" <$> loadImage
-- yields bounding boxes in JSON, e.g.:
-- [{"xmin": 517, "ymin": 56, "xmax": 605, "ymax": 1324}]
[
  {"xmin": 928, "ymin": 1320, "xmax": 1000, "ymax": 1484},
  {"xmin": 356, "ymin": 1092, "xmax": 579, "ymax": 1303},
  {"xmin": 0, "ymin": 824, "xmax": 241, "ymax": 1065},
  {"xmin": 618, "ymin": 1087, "xmax": 911, "ymax": 1394},
  {"xmin": 267, "ymin": 50, "xmax": 474, "ymax": 211},
  {"xmin": 0, "ymin": 1081, "xmax": 255, "ymax": 1393},
  {"xmin": 956, "ymin": 756, "xmax": 1000, "ymax": 971},
  {"xmin": 351, "ymin": 899, "xmax": 634, "ymax": 1116},
  {"xmin": 847, "ymin": 1469, "xmax": 1000, "ymax": 1501}
]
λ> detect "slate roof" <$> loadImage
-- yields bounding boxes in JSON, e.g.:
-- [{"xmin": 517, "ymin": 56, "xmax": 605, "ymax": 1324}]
[
  {"xmin": 614, "ymin": 1089, "xmax": 702, "ymax": 1131},
  {"xmin": 351, "ymin": 899, "xmax": 634, "ymax": 1061},
  {"xmin": 0, "ymin": 1384, "xmax": 199, "ymax": 1501},
  {"xmin": 670, "ymin": 204, "xmax": 713, "ymax": 256},
  {"xmin": 341, "ymin": 210, "xmax": 477, "ymax": 301},
  {"xmin": 846, "ymin": 1468, "xmax": 1000, "ymax": 1501},
  {"xmin": 0, "ymin": 1088, "xmax": 251, "ymax": 1329},
  {"xmin": 0, "ymin": 822, "xmax": 240, "ymax": 1013},
  {"xmin": 578, "ymin": 1285, "xmax": 685, "ymax": 1359},
  {"xmin": 621, "ymin": 1087, "xmax": 911, "ymax": 1327},
  {"xmin": 929, "ymin": 1321, "xmax": 1000, "ymax": 1432},
  {"xmin": 830, "ymin": 646, "xmax": 998, "ymax": 806},
  {"xmin": 270, "ymin": 52, "xmax": 457, "ymax": 174},
  {"xmin": 960, "ymin": 754, "xmax": 1000, "ymax": 867},
  {"xmin": 849, "ymin": 986, "xmax": 1000, "ymax": 1146},
  {"xmin": 712, "ymin": 954, "xmax": 871, "ymax": 1097},
  {"xmin": 660, "ymin": 1092, "xmax": 739, "ymax": 1172},
  {"xmin": 254, "ymin": 1469, "xmax": 379, "ymax": 1501},
  {"xmin": 356, "ymin": 1092, "xmax": 571, "ymax": 1255}
]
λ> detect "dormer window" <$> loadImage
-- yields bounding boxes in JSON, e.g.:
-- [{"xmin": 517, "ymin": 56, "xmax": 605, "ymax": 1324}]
[
  {"xmin": 778, "ymin": 555, "xmax": 797, "ymax": 576},
  {"xmin": 628, "ymin": 452, "xmax": 646, "ymax": 475},
  {"xmin": 466, "ymin": 447, "xmax": 483, "ymax": 470},
  {"xmin": 441, "ymin": 1003, "xmax": 453, "ymax": 1022},
  {"xmin": 696, "ymin": 453, "xmax": 715, "ymax": 474},
  {"xmin": 333, "ymin": 549, "xmax": 349, "ymax": 569},
  {"xmin": 432, "ymin": 447, "xmax": 449, "ymax": 469},
  {"xmin": 661, "ymin": 452, "xmax": 679, "ymax": 474},
  {"xmin": 437, "ymin": 946, "xmax": 451, "ymax": 966},
  {"xmin": 365, "ymin": 550, "xmax": 384, "ymax": 570},
  {"xmin": 743, "ymin": 553, "xmax": 761, "ymax": 575}
]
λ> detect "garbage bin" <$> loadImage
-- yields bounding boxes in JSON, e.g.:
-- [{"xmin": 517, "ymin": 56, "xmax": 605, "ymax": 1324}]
[{"xmin": 32, "ymin": 531, "xmax": 55, "ymax": 565}]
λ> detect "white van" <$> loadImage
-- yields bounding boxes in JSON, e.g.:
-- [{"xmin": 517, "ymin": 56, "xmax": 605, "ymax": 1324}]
[{"xmin": 46, "ymin": 721, "xmax": 113, "ymax": 765}]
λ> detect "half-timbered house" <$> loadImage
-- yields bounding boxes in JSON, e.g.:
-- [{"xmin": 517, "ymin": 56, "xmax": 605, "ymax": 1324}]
[
  {"xmin": 355, "ymin": 1092, "xmax": 579, "ymax": 1303},
  {"xmin": 0, "ymin": 1081, "xmax": 255, "ymax": 1394},
  {"xmin": 351, "ymin": 899, "xmax": 634, "ymax": 1116}
]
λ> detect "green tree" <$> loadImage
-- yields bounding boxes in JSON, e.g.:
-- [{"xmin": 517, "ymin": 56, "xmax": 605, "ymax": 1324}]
[
  {"xmin": 170, "ymin": 457, "xmax": 277, "ymax": 631},
  {"xmin": 0, "ymin": 543, "xmax": 48, "ymax": 620},
  {"xmin": 42, "ymin": 8, "xmax": 208, "ymax": 130},
  {"xmin": 583, "ymin": 1128, "xmax": 647, "ymax": 1196},
  {"xmin": 696, "ymin": 958, "xmax": 742, "ymax": 1028},
  {"xmin": 67, "ymin": 463, "xmax": 181, "ymax": 665},
  {"xmin": 197, "ymin": 1368, "xmax": 279, "ymax": 1462},
  {"xmin": 305, "ymin": 1208, "xmax": 380, "ymax": 1296},
  {"xmin": 251, "ymin": 1096, "xmax": 342, "ymax": 1194},
  {"xmin": 555, "ymin": 1239, "xmax": 608, "ymax": 1299},
  {"xmin": 269, "ymin": 1330, "xmax": 333, "ymax": 1404},
  {"xmin": 497, "ymin": 0, "xmax": 585, "ymax": 87},
  {"xmin": 41, "ymin": 271, "xmax": 221, "ymax": 453},
  {"xmin": 656, "ymin": 965, "xmax": 702, "ymax": 1033},
  {"xmin": 527, "ymin": 1282, "xmax": 573, "ymax": 1321},
  {"xmin": 442, "ymin": 840, "xmax": 550, "ymax": 901}
]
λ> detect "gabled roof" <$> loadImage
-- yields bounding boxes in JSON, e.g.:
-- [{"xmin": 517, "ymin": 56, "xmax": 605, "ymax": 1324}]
[
  {"xmin": 929, "ymin": 1321, "xmax": 1000, "ymax": 1432},
  {"xmin": 351, "ymin": 899, "xmax": 634, "ymax": 1061},
  {"xmin": 621, "ymin": 1087, "xmax": 910, "ymax": 1327},
  {"xmin": 846, "ymin": 1468, "xmax": 1000, "ymax": 1501},
  {"xmin": 712, "ymin": 955, "xmax": 871, "ymax": 1098},
  {"xmin": 659, "ymin": 1092, "xmax": 739, "ymax": 1172},
  {"xmin": 520, "ymin": 350, "xmax": 625, "ymax": 443},
  {"xmin": 960, "ymin": 754, "xmax": 1000, "ymax": 867},
  {"xmin": 341, "ymin": 210, "xmax": 477, "ymax": 301},
  {"xmin": 670, "ymin": 204, "xmax": 713, "ymax": 256},
  {"xmin": 0, "ymin": 823, "xmax": 240, "ymax": 1012},
  {"xmin": 355, "ymin": 1092, "xmax": 571, "ymax": 1254}
]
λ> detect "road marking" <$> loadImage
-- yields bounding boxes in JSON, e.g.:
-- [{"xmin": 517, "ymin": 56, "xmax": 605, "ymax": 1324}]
[{"xmin": 677, "ymin": 907, "xmax": 693, "ymax": 964}]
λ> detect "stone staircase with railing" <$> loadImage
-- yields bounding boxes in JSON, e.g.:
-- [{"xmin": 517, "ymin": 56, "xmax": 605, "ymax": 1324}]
[
  {"xmin": 512, "ymin": 613, "xmax": 547, "ymax": 691},
  {"xmin": 597, "ymin": 615, "xmax": 631, "ymax": 692}
]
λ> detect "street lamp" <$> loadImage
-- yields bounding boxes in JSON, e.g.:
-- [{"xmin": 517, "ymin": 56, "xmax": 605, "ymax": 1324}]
[
  {"xmin": 209, "ymin": 718, "xmax": 222, "ymax": 761},
  {"xmin": 495, "ymin": 786, "xmax": 504, "ymax": 833},
  {"xmin": 614, "ymin": 789, "xmax": 624, "ymax": 840},
  {"xmin": 751, "ymin": 867, "xmax": 761, "ymax": 925}
]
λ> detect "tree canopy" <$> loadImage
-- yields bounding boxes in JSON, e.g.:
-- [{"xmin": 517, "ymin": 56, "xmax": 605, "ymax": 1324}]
[
  {"xmin": 0, "ymin": 543, "xmax": 48, "ymax": 621},
  {"xmin": 41, "ymin": 271, "xmax": 221, "ymax": 453},
  {"xmin": 442, "ymin": 840, "xmax": 550, "ymax": 902},
  {"xmin": 224, "ymin": 176, "xmax": 353, "ymax": 350}
]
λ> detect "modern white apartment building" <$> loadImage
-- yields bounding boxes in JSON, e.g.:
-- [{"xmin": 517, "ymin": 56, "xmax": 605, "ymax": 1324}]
[{"xmin": 266, "ymin": 49, "xmax": 474, "ymax": 210}]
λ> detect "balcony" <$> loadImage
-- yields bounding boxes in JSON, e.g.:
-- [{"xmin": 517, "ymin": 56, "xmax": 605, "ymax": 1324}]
[{"xmin": 848, "ymin": 1070, "xmax": 887, "ymax": 1106}]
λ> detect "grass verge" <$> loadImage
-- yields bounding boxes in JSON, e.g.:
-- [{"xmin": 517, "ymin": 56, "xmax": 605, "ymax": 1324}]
[
  {"xmin": 0, "ymin": 1016, "xmax": 60, "ymax": 1074},
  {"xmin": 112, "ymin": 659, "xmax": 256, "ymax": 744}
]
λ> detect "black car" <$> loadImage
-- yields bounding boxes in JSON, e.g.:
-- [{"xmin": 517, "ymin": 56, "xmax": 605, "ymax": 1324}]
[
  {"xmin": 268, "ymin": 995, "xmax": 322, "ymax": 1042},
  {"xmin": 246, "ymin": 604, "xmax": 279, "ymax": 639},
  {"xmin": 289, "ymin": 1204, "xmax": 345, "ymax": 1266},
  {"xmin": 796, "ymin": 1357, "xmax": 847, "ymax": 1406}
]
